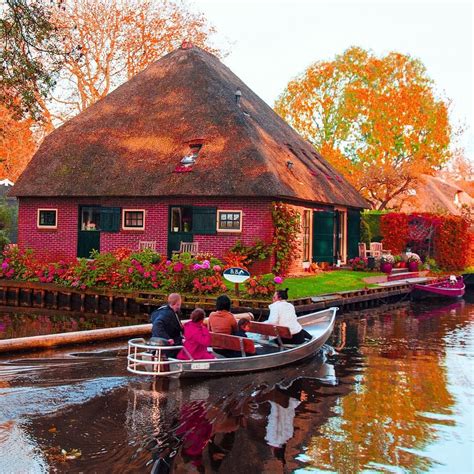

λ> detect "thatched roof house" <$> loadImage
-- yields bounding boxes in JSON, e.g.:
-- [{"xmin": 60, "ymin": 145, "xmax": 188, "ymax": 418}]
[{"xmin": 11, "ymin": 44, "xmax": 367, "ymax": 269}]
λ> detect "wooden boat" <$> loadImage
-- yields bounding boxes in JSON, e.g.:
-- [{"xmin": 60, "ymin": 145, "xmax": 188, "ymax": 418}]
[
  {"xmin": 411, "ymin": 276, "xmax": 465, "ymax": 300},
  {"xmin": 127, "ymin": 307, "xmax": 337, "ymax": 378}
]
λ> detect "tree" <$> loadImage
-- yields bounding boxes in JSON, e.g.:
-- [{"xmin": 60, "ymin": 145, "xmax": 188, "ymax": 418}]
[
  {"xmin": 0, "ymin": 103, "xmax": 37, "ymax": 180},
  {"xmin": 45, "ymin": 0, "xmax": 221, "ymax": 125},
  {"xmin": 275, "ymin": 47, "xmax": 451, "ymax": 210},
  {"xmin": 0, "ymin": 0, "xmax": 67, "ymax": 123}
]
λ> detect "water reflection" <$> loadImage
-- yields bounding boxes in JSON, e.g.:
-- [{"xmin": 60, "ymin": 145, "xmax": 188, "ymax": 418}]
[
  {"xmin": 0, "ymin": 309, "xmax": 148, "ymax": 339},
  {"xmin": 0, "ymin": 297, "xmax": 472, "ymax": 472}
]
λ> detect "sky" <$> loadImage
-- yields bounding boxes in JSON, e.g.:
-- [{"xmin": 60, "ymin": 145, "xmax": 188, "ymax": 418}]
[{"xmin": 193, "ymin": 0, "xmax": 473, "ymax": 162}]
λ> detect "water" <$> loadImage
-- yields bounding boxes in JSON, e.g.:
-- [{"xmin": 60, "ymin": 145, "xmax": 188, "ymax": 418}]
[{"xmin": 0, "ymin": 295, "xmax": 473, "ymax": 473}]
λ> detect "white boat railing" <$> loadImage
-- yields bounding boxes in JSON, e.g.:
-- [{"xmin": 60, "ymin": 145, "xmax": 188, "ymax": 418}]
[{"xmin": 127, "ymin": 338, "xmax": 190, "ymax": 376}]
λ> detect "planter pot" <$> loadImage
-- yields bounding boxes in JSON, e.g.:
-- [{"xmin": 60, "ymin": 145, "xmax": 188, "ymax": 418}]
[
  {"xmin": 380, "ymin": 262, "xmax": 393, "ymax": 274},
  {"xmin": 408, "ymin": 261, "xmax": 419, "ymax": 272}
]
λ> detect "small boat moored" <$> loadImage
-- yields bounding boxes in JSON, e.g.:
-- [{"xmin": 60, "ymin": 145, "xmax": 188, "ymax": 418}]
[
  {"xmin": 411, "ymin": 275, "xmax": 465, "ymax": 300},
  {"xmin": 127, "ymin": 307, "xmax": 337, "ymax": 378}
]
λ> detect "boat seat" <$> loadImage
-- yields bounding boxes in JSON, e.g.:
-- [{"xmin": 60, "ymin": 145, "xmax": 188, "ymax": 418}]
[
  {"xmin": 210, "ymin": 332, "xmax": 256, "ymax": 357},
  {"xmin": 248, "ymin": 321, "xmax": 292, "ymax": 343}
]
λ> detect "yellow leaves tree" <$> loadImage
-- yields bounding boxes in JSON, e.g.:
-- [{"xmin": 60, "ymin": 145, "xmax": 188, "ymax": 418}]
[
  {"xmin": 45, "ymin": 0, "xmax": 222, "ymax": 126},
  {"xmin": 0, "ymin": 105, "xmax": 36, "ymax": 181},
  {"xmin": 275, "ymin": 47, "xmax": 451, "ymax": 210}
]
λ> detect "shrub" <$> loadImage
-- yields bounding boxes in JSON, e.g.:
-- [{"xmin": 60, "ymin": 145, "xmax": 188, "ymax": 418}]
[
  {"xmin": 380, "ymin": 213, "xmax": 409, "ymax": 253},
  {"xmin": 228, "ymin": 239, "xmax": 273, "ymax": 267},
  {"xmin": 244, "ymin": 274, "xmax": 276, "ymax": 298},
  {"xmin": 360, "ymin": 219, "xmax": 372, "ymax": 245}
]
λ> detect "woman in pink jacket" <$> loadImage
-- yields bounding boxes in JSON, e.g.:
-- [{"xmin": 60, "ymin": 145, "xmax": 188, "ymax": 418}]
[{"xmin": 178, "ymin": 308, "xmax": 216, "ymax": 360}]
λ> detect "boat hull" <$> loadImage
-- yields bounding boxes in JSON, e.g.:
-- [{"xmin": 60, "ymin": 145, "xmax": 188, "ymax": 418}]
[
  {"xmin": 411, "ymin": 277, "xmax": 465, "ymax": 300},
  {"xmin": 127, "ymin": 307, "xmax": 337, "ymax": 378}
]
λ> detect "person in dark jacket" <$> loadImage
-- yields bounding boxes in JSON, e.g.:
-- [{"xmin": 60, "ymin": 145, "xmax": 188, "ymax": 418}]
[{"xmin": 150, "ymin": 293, "xmax": 183, "ymax": 357}]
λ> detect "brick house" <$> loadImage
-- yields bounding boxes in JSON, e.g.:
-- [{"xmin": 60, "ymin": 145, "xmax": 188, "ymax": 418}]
[{"xmin": 11, "ymin": 45, "xmax": 367, "ymax": 273}]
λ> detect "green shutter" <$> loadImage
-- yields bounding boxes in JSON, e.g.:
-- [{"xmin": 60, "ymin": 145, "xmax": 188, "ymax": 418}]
[
  {"xmin": 347, "ymin": 209, "xmax": 361, "ymax": 259},
  {"xmin": 100, "ymin": 207, "xmax": 121, "ymax": 232},
  {"xmin": 192, "ymin": 207, "xmax": 216, "ymax": 235},
  {"xmin": 312, "ymin": 210, "xmax": 335, "ymax": 263}
]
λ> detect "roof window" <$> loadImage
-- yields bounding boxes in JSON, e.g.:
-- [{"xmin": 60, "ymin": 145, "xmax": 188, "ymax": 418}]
[{"xmin": 175, "ymin": 143, "xmax": 203, "ymax": 173}]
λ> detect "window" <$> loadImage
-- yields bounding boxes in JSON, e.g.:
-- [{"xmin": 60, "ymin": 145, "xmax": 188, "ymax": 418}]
[
  {"xmin": 302, "ymin": 210, "xmax": 311, "ymax": 261},
  {"xmin": 37, "ymin": 209, "xmax": 57, "ymax": 229},
  {"xmin": 123, "ymin": 209, "xmax": 145, "ymax": 230},
  {"xmin": 217, "ymin": 210, "xmax": 242, "ymax": 232}
]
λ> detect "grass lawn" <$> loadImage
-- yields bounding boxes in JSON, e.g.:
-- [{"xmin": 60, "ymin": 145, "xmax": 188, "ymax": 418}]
[
  {"xmin": 225, "ymin": 270, "xmax": 381, "ymax": 300},
  {"xmin": 283, "ymin": 270, "xmax": 380, "ymax": 299}
]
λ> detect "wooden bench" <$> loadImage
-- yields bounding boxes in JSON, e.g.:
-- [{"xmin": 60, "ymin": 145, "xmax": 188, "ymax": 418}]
[
  {"xmin": 172, "ymin": 241, "xmax": 199, "ymax": 256},
  {"xmin": 138, "ymin": 240, "xmax": 157, "ymax": 251},
  {"xmin": 248, "ymin": 321, "xmax": 292, "ymax": 347},
  {"xmin": 210, "ymin": 332, "xmax": 256, "ymax": 356}
]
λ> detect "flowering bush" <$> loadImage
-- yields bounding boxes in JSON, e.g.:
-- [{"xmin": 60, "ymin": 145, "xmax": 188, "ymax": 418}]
[
  {"xmin": 244, "ymin": 274, "xmax": 276, "ymax": 297},
  {"xmin": 349, "ymin": 257, "xmax": 368, "ymax": 271},
  {"xmin": 0, "ymin": 247, "xmax": 227, "ymax": 295}
]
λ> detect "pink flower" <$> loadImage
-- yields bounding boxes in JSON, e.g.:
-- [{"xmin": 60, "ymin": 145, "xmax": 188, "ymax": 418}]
[
  {"xmin": 193, "ymin": 263, "xmax": 202, "ymax": 271},
  {"xmin": 213, "ymin": 265, "xmax": 222, "ymax": 272},
  {"xmin": 201, "ymin": 260, "xmax": 210, "ymax": 269},
  {"xmin": 128, "ymin": 267, "xmax": 134, "ymax": 274},
  {"xmin": 1, "ymin": 261, "xmax": 8, "ymax": 270},
  {"xmin": 173, "ymin": 262, "xmax": 184, "ymax": 272},
  {"xmin": 274, "ymin": 276, "xmax": 283, "ymax": 284}
]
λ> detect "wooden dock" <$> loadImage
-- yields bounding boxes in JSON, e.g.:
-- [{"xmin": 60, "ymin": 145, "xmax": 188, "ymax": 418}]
[{"xmin": 0, "ymin": 278, "xmax": 424, "ymax": 319}]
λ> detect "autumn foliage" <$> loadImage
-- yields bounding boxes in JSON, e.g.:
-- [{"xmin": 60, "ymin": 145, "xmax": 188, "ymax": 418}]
[
  {"xmin": 0, "ymin": 104, "xmax": 36, "ymax": 180},
  {"xmin": 380, "ymin": 213, "xmax": 469, "ymax": 270},
  {"xmin": 275, "ymin": 47, "xmax": 451, "ymax": 210}
]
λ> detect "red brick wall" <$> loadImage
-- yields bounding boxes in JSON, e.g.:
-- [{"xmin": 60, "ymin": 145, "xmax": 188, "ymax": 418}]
[{"xmin": 17, "ymin": 197, "xmax": 275, "ymax": 268}]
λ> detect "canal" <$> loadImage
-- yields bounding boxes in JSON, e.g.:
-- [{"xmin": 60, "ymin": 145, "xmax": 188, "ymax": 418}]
[{"xmin": 0, "ymin": 294, "xmax": 473, "ymax": 473}]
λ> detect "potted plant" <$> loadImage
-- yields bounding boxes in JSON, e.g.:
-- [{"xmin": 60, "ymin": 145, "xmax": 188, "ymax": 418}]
[
  {"xmin": 406, "ymin": 252, "xmax": 421, "ymax": 272},
  {"xmin": 380, "ymin": 254, "xmax": 395, "ymax": 274}
]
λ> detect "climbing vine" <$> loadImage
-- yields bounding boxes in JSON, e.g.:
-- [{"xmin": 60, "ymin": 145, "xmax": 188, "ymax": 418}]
[{"xmin": 271, "ymin": 202, "xmax": 301, "ymax": 275}]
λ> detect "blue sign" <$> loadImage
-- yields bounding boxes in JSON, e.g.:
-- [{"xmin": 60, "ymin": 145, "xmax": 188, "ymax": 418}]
[{"xmin": 223, "ymin": 267, "xmax": 250, "ymax": 283}]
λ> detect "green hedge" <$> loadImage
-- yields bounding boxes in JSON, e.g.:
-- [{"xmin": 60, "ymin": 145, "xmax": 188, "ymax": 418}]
[{"xmin": 361, "ymin": 210, "xmax": 389, "ymax": 242}]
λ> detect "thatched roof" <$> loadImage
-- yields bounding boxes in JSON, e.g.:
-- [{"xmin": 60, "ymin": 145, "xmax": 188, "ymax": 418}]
[
  {"xmin": 11, "ymin": 46, "xmax": 367, "ymax": 208},
  {"xmin": 396, "ymin": 174, "xmax": 474, "ymax": 215}
]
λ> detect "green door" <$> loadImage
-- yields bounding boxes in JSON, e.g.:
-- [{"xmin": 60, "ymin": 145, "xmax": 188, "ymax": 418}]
[
  {"xmin": 77, "ymin": 206, "xmax": 101, "ymax": 258},
  {"xmin": 312, "ymin": 210, "xmax": 335, "ymax": 263},
  {"xmin": 347, "ymin": 209, "xmax": 361, "ymax": 259},
  {"xmin": 168, "ymin": 206, "xmax": 193, "ymax": 257}
]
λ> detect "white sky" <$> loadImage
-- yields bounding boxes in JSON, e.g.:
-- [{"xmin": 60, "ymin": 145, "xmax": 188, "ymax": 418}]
[{"xmin": 193, "ymin": 0, "xmax": 473, "ymax": 162}]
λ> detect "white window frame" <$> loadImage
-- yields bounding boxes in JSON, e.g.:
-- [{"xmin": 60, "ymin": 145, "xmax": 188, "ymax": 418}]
[
  {"xmin": 217, "ymin": 210, "xmax": 242, "ymax": 233},
  {"xmin": 122, "ymin": 209, "xmax": 145, "ymax": 231},
  {"xmin": 37, "ymin": 208, "xmax": 58, "ymax": 229}
]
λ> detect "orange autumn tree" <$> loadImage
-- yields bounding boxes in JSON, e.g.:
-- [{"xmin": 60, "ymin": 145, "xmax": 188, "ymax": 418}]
[
  {"xmin": 0, "ymin": 104, "xmax": 36, "ymax": 181},
  {"xmin": 43, "ymin": 0, "xmax": 222, "ymax": 126},
  {"xmin": 275, "ymin": 47, "xmax": 451, "ymax": 210}
]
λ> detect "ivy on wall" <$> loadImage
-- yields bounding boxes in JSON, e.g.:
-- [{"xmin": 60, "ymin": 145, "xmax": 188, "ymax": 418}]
[{"xmin": 272, "ymin": 202, "xmax": 301, "ymax": 275}]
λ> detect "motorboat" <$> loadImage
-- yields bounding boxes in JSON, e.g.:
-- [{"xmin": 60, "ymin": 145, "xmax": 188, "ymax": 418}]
[
  {"xmin": 411, "ymin": 275, "xmax": 465, "ymax": 300},
  {"xmin": 127, "ymin": 307, "xmax": 337, "ymax": 378}
]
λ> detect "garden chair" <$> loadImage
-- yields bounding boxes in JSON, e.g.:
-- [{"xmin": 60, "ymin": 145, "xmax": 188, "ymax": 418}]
[
  {"xmin": 369, "ymin": 242, "xmax": 391, "ymax": 258},
  {"xmin": 358, "ymin": 242, "xmax": 372, "ymax": 258}
]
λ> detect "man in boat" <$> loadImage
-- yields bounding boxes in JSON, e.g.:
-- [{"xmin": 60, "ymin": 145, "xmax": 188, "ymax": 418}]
[{"xmin": 150, "ymin": 293, "xmax": 184, "ymax": 357}]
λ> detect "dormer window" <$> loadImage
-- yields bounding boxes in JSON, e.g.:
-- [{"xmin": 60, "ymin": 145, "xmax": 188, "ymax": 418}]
[{"xmin": 174, "ymin": 143, "xmax": 203, "ymax": 173}]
